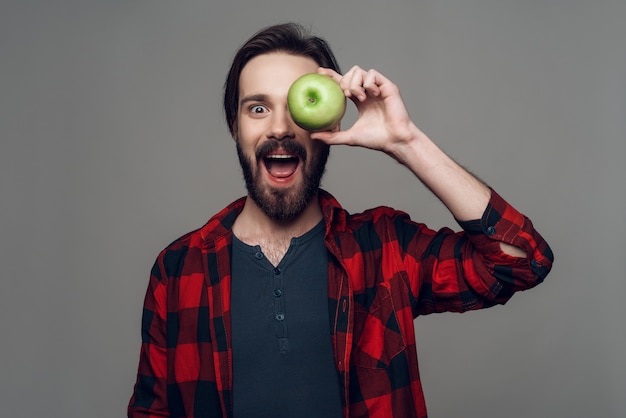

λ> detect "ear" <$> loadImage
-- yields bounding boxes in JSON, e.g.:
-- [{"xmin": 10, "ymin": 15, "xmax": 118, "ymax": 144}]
[{"xmin": 230, "ymin": 122, "xmax": 238, "ymax": 141}]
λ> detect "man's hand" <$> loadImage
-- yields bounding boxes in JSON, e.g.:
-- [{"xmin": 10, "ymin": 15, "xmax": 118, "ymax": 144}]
[{"xmin": 312, "ymin": 66, "xmax": 424, "ymax": 163}]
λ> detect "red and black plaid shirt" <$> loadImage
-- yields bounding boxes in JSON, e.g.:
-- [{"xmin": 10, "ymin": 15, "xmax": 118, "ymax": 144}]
[{"xmin": 128, "ymin": 189, "xmax": 553, "ymax": 418}]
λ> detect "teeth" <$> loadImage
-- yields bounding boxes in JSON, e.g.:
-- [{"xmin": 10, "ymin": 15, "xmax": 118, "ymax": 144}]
[{"xmin": 266, "ymin": 155, "xmax": 296, "ymax": 159}]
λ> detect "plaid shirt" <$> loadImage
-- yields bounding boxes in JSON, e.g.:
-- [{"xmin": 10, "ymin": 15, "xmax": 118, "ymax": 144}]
[{"xmin": 128, "ymin": 189, "xmax": 553, "ymax": 418}]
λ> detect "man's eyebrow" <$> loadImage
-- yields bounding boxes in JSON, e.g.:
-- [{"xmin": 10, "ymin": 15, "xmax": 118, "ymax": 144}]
[{"xmin": 239, "ymin": 94, "xmax": 268, "ymax": 108}]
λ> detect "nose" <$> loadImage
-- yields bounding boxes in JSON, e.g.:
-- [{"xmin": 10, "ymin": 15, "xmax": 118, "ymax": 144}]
[{"xmin": 268, "ymin": 107, "xmax": 295, "ymax": 141}]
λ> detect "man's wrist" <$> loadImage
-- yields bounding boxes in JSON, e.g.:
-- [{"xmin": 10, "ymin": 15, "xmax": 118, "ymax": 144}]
[{"xmin": 386, "ymin": 123, "xmax": 428, "ymax": 164}]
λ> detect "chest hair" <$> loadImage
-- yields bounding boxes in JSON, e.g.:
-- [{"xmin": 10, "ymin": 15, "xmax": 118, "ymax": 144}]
[{"xmin": 255, "ymin": 236, "xmax": 293, "ymax": 267}]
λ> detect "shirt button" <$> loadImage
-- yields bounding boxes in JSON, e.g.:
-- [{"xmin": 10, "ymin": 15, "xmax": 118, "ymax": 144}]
[
  {"xmin": 486, "ymin": 226, "xmax": 496, "ymax": 236},
  {"xmin": 254, "ymin": 251, "xmax": 263, "ymax": 259},
  {"xmin": 273, "ymin": 289, "xmax": 282, "ymax": 297},
  {"xmin": 273, "ymin": 267, "xmax": 281, "ymax": 275},
  {"xmin": 276, "ymin": 313, "xmax": 285, "ymax": 321}
]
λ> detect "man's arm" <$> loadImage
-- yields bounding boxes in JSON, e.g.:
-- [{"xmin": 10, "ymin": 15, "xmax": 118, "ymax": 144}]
[
  {"xmin": 128, "ymin": 260, "xmax": 169, "ymax": 417},
  {"xmin": 314, "ymin": 66, "xmax": 524, "ymax": 257}
]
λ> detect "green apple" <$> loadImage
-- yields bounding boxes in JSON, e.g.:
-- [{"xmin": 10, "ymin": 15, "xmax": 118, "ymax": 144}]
[{"xmin": 287, "ymin": 73, "xmax": 346, "ymax": 132}]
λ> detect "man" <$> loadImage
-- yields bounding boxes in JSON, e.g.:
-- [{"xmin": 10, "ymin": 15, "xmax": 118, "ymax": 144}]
[{"xmin": 128, "ymin": 22, "xmax": 553, "ymax": 418}]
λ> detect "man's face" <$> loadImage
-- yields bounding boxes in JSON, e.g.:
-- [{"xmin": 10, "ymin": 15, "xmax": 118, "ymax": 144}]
[{"xmin": 234, "ymin": 52, "xmax": 330, "ymax": 221}]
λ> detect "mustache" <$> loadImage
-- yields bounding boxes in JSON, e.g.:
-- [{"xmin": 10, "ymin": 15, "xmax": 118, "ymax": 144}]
[{"xmin": 255, "ymin": 139, "xmax": 307, "ymax": 162}]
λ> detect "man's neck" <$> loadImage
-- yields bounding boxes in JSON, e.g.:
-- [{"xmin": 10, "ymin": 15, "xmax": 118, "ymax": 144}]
[{"xmin": 232, "ymin": 193, "xmax": 323, "ymax": 248}]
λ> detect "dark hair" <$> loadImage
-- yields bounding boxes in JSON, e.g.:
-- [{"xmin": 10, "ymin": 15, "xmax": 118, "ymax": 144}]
[{"xmin": 223, "ymin": 22, "xmax": 341, "ymax": 135}]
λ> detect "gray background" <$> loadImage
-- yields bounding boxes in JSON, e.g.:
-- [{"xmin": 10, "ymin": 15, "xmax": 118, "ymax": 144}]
[{"xmin": 1, "ymin": 0, "xmax": 624, "ymax": 417}]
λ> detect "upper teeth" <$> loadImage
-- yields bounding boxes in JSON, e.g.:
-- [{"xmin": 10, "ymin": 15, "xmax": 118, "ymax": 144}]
[{"xmin": 267, "ymin": 155, "xmax": 294, "ymax": 159}]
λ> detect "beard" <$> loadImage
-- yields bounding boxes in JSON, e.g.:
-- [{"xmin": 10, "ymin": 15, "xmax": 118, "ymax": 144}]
[{"xmin": 236, "ymin": 138, "xmax": 329, "ymax": 221}]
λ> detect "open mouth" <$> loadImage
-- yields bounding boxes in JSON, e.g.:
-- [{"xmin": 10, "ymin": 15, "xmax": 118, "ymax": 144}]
[{"xmin": 263, "ymin": 153, "xmax": 300, "ymax": 179}]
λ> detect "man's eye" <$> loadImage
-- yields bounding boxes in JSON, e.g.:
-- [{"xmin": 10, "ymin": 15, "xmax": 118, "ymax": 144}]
[{"xmin": 250, "ymin": 105, "xmax": 267, "ymax": 114}]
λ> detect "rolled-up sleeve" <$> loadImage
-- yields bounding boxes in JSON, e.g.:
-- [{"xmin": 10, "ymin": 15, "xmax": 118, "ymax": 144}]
[
  {"xmin": 456, "ymin": 188, "xmax": 554, "ymax": 290},
  {"xmin": 397, "ymin": 188, "xmax": 554, "ymax": 316}
]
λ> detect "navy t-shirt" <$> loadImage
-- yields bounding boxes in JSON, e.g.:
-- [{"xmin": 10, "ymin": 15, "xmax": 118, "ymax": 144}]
[{"xmin": 231, "ymin": 220, "xmax": 343, "ymax": 418}]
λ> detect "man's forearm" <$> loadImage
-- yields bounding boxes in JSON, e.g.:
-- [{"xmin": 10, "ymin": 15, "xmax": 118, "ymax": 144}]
[
  {"xmin": 390, "ymin": 125, "xmax": 526, "ymax": 257},
  {"xmin": 389, "ymin": 125, "xmax": 490, "ymax": 221}
]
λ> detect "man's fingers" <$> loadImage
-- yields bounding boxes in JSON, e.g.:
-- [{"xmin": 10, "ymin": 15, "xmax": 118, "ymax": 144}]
[
  {"xmin": 318, "ymin": 66, "xmax": 383, "ymax": 102},
  {"xmin": 363, "ymin": 70, "xmax": 381, "ymax": 97},
  {"xmin": 317, "ymin": 67, "xmax": 342, "ymax": 83},
  {"xmin": 341, "ymin": 66, "xmax": 367, "ymax": 101}
]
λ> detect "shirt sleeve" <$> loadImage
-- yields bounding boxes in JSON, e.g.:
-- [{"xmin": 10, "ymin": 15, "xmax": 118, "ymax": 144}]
[
  {"xmin": 400, "ymin": 188, "xmax": 554, "ymax": 316},
  {"xmin": 128, "ymin": 257, "xmax": 170, "ymax": 417}
]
